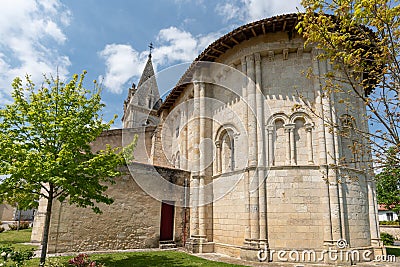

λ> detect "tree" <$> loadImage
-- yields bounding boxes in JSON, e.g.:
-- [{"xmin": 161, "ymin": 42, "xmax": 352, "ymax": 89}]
[
  {"xmin": 297, "ymin": 0, "xmax": 400, "ymax": 170},
  {"xmin": 0, "ymin": 72, "xmax": 125, "ymax": 266},
  {"xmin": 376, "ymin": 147, "xmax": 400, "ymax": 215}
]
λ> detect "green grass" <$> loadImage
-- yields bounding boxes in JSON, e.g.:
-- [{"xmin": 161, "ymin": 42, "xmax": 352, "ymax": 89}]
[
  {"xmin": 26, "ymin": 251, "xmax": 247, "ymax": 267},
  {"xmin": 0, "ymin": 229, "xmax": 246, "ymax": 266},
  {"xmin": 0, "ymin": 228, "xmax": 39, "ymax": 251},
  {"xmin": 386, "ymin": 246, "xmax": 400, "ymax": 257}
]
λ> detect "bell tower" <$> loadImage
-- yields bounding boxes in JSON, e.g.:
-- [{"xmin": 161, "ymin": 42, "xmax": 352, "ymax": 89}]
[{"xmin": 122, "ymin": 44, "xmax": 161, "ymax": 128}]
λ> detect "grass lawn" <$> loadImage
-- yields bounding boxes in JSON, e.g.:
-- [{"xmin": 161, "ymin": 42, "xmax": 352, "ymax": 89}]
[
  {"xmin": 1, "ymin": 229, "xmax": 246, "ymax": 266},
  {"xmin": 26, "ymin": 251, "xmax": 247, "ymax": 267},
  {"xmin": 386, "ymin": 246, "xmax": 400, "ymax": 257},
  {"xmin": 0, "ymin": 228, "xmax": 38, "ymax": 251}
]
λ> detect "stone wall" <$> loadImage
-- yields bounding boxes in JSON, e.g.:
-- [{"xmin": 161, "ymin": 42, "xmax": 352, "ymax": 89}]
[
  {"xmin": 34, "ymin": 163, "xmax": 190, "ymax": 253},
  {"xmin": 0, "ymin": 204, "xmax": 14, "ymax": 221},
  {"xmin": 380, "ymin": 226, "xmax": 400, "ymax": 240},
  {"xmin": 91, "ymin": 127, "xmax": 156, "ymax": 164}
]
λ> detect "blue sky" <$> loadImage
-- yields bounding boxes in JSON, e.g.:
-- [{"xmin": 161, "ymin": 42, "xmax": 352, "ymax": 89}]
[{"xmin": 0, "ymin": 0, "xmax": 302, "ymax": 128}]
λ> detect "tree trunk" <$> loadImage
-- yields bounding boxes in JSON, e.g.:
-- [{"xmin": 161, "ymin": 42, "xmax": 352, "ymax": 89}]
[
  {"xmin": 40, "ymin": 184, "xmax": 54, "ymax": 266},
  {"xmin": 17, "ymin": 209, "xmax": 21, "ymax": 231}
]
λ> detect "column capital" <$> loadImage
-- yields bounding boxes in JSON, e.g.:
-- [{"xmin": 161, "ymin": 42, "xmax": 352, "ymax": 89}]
[
  {"xmin": 267, "ymin": 125, "xmax": 275, "ymax": 132},
  {"xmin": 215, "ymin": 140, "xmax": 221, "ymax": 148},
  {"xmin": 191, "ymin": 171, "xmax": 200, "ymax": 178},
  {"xmin": 241, "ymin": 56, "xmax": 246, "ymax": 65},
  {"xmin": 254, "ymin": 52, "xmax": 261, "ymax": 62},
  {"xmin": 311, "ymin": 48, "xmax": 323, "ymax": 58},
  {"xmin": 305, "ymin": 122, "xmax": 314, "ymax": 131},
  {"xmin": 246, "ymin": 54, "xmax": 255, "ymax": 62},
  {"xmin": 297, "ymin": 47, "xmax": 304, "ymax": 57},
  {"xmin": 193, "ymin": 80, "xmax": 203, "ymax": 86},
  {"xmin": 268, "ymin": 51, "xmax": 274, "ymax": 61},
  {"xmin": 283, "ymin": 48, "xmax": 289, "ymax": 60},
  {"xmin": 284, "ymin": 123, "xmax": 295, "ymax": 130}
]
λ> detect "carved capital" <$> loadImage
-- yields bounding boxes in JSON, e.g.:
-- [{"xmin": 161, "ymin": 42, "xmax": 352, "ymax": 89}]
[
  {"xmin": 268, "ymin": 51, "xmax": 274, "ymax": 61},
  {"xmin": 284, "ymin": 123, "xmax": 295, "ymax": 131},
  {"xmin": 254, "ymin": 52, "xmax": 261, "ymax": 62},
  {"xmin": 283, "ymin": 49, "xmax": 289, "ymax": 60},
  {"xmin": 297, "ymin": 47, "xmax": 303, "ymax": 58},
  {"xmin": 305, "ymin": 122, "xmax": 314, "ymax": 131},
  {"xmin": 215, "ymin": 140, "xmax": 221, "ymax": 148},
  {"xmin": 246, "ymin": 54, "xmax": 255, "ymax": 63}
]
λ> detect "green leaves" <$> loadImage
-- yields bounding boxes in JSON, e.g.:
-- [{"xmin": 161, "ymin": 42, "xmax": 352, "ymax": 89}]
[
  {"xmin": 299, "ymin": 0, "xmax": 400, "ymax": 169},
  {"xmin": 376, "ymin": 147, "xmax": 400, "ymax": 214},
  {"xmin": 0, "ymin": 72, "xmax": 124, "ymax": 212}
]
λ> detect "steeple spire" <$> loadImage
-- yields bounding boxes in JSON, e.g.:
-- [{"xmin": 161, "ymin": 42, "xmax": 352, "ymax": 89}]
[{"xmin": 138, "ymin": 54, "xmax": 156, "ymax": 88}]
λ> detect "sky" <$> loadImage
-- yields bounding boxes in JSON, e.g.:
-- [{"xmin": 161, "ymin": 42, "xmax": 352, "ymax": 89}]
[{"xmin": 0, "ymin": 0, "xmax": 303, "ymax": 128}]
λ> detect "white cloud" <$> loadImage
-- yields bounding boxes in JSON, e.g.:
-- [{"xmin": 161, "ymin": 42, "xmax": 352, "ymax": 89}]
[
  {"xmin": 216, "ymin": 2, "xmax": 244, "ymax": 22},
  {"xmin": 244, "ymin": 0, "xmax": 303, "ymax": 21},
  {"xmin": 216, "ymin": 0, "xmax": 303, "ymax": 23},
  {"xmin": 153, "ymin": 27, "xmax": 198, "ymax": 66},
  {"xmin": 100, "ymin": 27, "xmax": 222, "ymax": 94},
  {"xmin": 0, "ymin": 0, "xmax": 71, "ymax": 105},
  {"xmin": 99, "ymin": 44, "xmax": 148, "ymax": 94}
]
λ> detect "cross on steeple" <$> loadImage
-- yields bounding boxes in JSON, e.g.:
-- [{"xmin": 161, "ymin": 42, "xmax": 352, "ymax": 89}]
[{"xmin": 148, "ymin": 42, "xmax": 153, "ymax": 57}]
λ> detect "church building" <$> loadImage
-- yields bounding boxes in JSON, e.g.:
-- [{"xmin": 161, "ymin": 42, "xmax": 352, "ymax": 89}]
[{"xmin": 32, "ymin": 14, "xmax": 384, "ymax": 263}]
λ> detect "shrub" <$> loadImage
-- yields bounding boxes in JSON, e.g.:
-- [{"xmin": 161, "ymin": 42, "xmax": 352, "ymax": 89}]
[
  {"xmin": 68, "ymin": 254, "xmax": 105, "ymax": 267},
  {"xmin": 8, "ymin": 221, "xmax": 30, "ymax": 231},
  {"xmin": 379, "ymin": 220, "xmax": 400, "ymax": 225},
  {"xmin": 381, "ymin": 232, "xmax": 395, "ymax": 246},
  {"xmin": 0, "ymin": 244, "xmax": 35, "ymax": 266},
  {"xmin": 44, "ymin": 257, "xmax": 68, "ymax": 267}
]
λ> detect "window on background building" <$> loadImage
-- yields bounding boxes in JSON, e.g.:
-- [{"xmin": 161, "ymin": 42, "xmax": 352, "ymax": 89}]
[{"xmin": 387, "ymin": 212, "xmax": 394, "ymax": 221}]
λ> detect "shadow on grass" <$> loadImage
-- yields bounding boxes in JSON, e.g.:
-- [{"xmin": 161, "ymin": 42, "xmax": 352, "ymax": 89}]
[
  {"xmin": 90, "ymin": 251, "xmax": 246, "ymax": 267},
  {"xmin": 386, "ymin": 247, "xmax": 400, "ymax": 257}
]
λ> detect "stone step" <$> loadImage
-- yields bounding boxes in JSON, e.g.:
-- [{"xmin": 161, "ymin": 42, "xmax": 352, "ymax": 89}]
[{"xmin": 159, "ymin": 240, "xmax": 177, "ymax": 249}]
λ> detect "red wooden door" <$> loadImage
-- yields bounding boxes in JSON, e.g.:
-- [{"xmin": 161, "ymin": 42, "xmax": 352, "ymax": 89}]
[{"xmin": 160, "ymin": 202, "xmax": 175, "ymax": 241}]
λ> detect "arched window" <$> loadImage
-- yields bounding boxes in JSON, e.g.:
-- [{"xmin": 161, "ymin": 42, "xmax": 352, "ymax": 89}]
[
  {"xmin": 294, "ymin": 117, "xmax": 307, "ymax": 165},
  {"xmin": 215, "ymin": 127, "xmax": 237, "ymax": 174},
  {"xmin": 273, "ymin": 119, "xmax": 285, "ymax": 165},
  {"xmin": 221, "ymin": 133, "xmax": 234, "ymax": 172}
]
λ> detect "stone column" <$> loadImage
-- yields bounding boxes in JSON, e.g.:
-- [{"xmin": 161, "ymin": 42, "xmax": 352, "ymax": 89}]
[
  {"xmin": 190, "ymin": 81, "xmax": 201, "ymax": 238},
  {"xmin": 198, "ymin": 82, "xmax": 206, "ymax": 239},
  {"xmin": 312, "ymin": 49, "xmax": 333, "ymax": 246},
  {"xmin": 246, "ymin": 54, "xmax": 259, "ymax": 242},
  {"xmin": 180, "ymin": 106, "xmax": 188, "ymax": 170},
  {"xmin": 361, "ymin": 111, "xmax": 381, "ymax": 249},
  {"xmin": 185, "ymin": 100, "xmax": 189, "ymax": 170},
  {"xmin": 241, "ymin": 57, "xmax": 251, "ymax": 242},
  {"xmin": 244, "ymin": 170, "xmax": 251, "ymax": 240},
  {"xmin": 190, "ymin": 177, "xmax": 199, "ymax": 237},
  {"xmin": 290, "ymin": 124, "xmax": 296, "ymax": 165},
  {"xmin": 241, "ymin": 56, "xmax": 248, "ymax": 116},
  {"xmin": 198, "ymin": 176, "xmax": 205, "ymax": 237},
  {"xmin": 284, "ymin": 124, "xmax": 294, "ymax": 165},
  {"xmin": 305, "ymin": 123, "xmax": 314, "ymax": 164},
  {"xmin": 247, "ymin": 54, "xmax": 258, "ymax": 167},
  {"xmin": 193, "ymin": 81, "xmax": 201, "ymax": 170},
  {"xmin": 320, "ymin": 57, "xmax": 342, "ymax": 244},
  {"xmin": 215, "ymin": 141, "xmax": 221, "ymax": 174},
  {"xmin": 255, "ymin": 53, "xmax": 267, "ymax": 243},
  {"xmin": 267, "ymin": 125, "xmax": 274, "ymax": 166}
]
